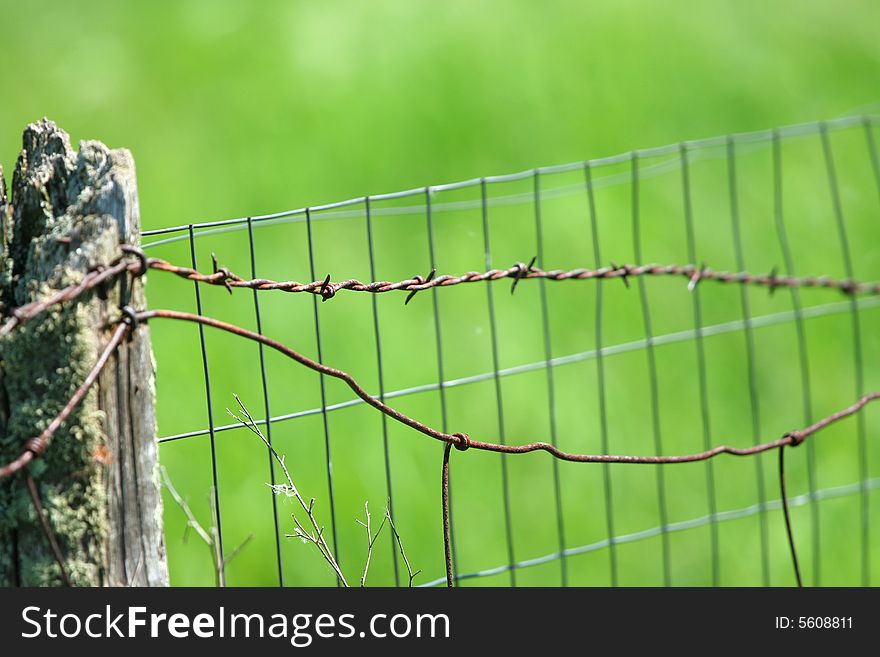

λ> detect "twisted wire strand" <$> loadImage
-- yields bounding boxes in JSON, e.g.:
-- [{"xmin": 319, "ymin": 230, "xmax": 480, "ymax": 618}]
[
  {"xmin": 147, "ymin": 256, "xmax": 880, "ymax": 301},
  {"xmin": 1, "ymin": 245, "xmax": 877, "ymax": 590}
]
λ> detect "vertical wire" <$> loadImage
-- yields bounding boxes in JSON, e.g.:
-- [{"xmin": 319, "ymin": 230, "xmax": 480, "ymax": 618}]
[
  {"xmin": 584, "ymin": 163, "xmax": 617, "ymax": 586},
  {"xmin": 779, "ymin": 446, "xmax": 803, "ymax": 587},
  {"xmin": 725, "ymin": 138, "xmax": 770, "ymax": 586},
  {"xmin": 771, "ymin": 131, "xmax": 818, "ymax": 585},
  {"xmin": 862, "ymin": 119, "xmax": 880, "ymax": 586},
  {"xmin": 246, "ymin": 217, "xmax": 284, "ymax": 587},
  {"xmin": 679, "ymin": 145, "xmax": 720, "ymax": 586},
  {"xmin": 188, "ymin": 225, "xmax": 225, "ymax": 586},
  {"xmin": 425, "ymin": 188, "xmax": 460, "ymax": 583},
  {"xmin": 442, "ymin": 442, "xmax": 455, "ymax": 588},
  {"xmin": 532, "ymin": 170, "xmax": 568, "ymax": 585},
  {"xmin": 479, "ymin": 178, "xmax": 517, "ymax": 586},
  {"xmin": 630, "ymin": 153, "xmax": 672, "ymax": 586},
  {"xmin": 819, "ymin": 124, "xmax": 869, "ymax": 586},
  {"xmin": 364, "ymin": 197, "xmax": 400, "ymax": 586},
  {"xmin": 866, "ymin": 118, "xmax": 880, "ymax": 204},
  {"xmin": 304, "ymin": 208, "xmax": 341, "ymax": 582}
]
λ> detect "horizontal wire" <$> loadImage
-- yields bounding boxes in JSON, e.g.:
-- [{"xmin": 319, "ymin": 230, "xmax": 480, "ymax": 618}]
[
  {"xmin": 0, "ymin": 259, "xmax": 134, "ymax": 339},
  {"xmin": 139, "ymin": 142, "xmax": 748, "ymax": 249},
  {"xmin": 157, "ymin": 294, "xmax": 880, "ymax": 443},
  {"xmin": 140, "ymin": 113, "xmax": 880, "ymax": 248},
  {"xmin": 137, "ymin": 308, "xmax": 879, "ymax": 464},
  {"xmin": 3, "ymin": 269, "xmax": 877, "ymax": 580},
  {"xmin": 4, "ymin": 112, "xmax": 878, "ymax": 585},
  {"xmin": 418, "ymin": 476, "xmax": 880, "ymax": 587},
  {"xmin": 4, "ymin": 245, "xmax": 873, "ymax": 448},
  {"xmin": 148, "ymin": 255, "xmax": 880, "ymax": 300}
]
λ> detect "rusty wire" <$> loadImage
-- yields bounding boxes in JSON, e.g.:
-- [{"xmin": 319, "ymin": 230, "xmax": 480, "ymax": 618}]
[
  {"xmin": 146, "ymin": 254, "xmax": 880, "ymax": 301},
  {"xmin": 1, "ymin": 245, "xmax": 878, "ymax": 587},
  {"xmin": 133, "ymin": 307, "xmax": 878, "ymax": 587},
  {"xmin": 0, "ymin": 252, "xmax": 144, "ymax": 339},
  {"xmin": 5, "ymin": 244, "xmax": 876, "ymax": 335},
  {"xmin": 442, "ymin": 443, "xmax": 454, "ymax": 588},
  {"xmin": 24, "ymin": 471, "xmax": 72, "ymax": 587},
  {"xmin": 124, "ymin": 308, "xmax": 880, "ymax": 463},
  {"xmin": 778, "ymin": 447, "xmax": 802, "ymax": 587},
  {"xmin": 0, "ymin": 321, "xmax": 131, "ymax": 480}
]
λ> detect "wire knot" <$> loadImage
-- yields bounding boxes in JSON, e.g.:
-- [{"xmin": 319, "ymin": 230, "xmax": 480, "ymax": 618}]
[
  {"xmin": 120, "ymin": 305, "xmax": 139, "ymax": 331},
  {"xmin": 120, "ymin": 245, "xmax": 149, "ymax": 278},
  {"xmin": 452, "ymin": 432, "xmax": 470, "ymax": 451},
  {"xmin": 785, "ymin": 430, "xmax": 805, "ymax": 447},
  {"xmin": 24, "ymin": 435, "xmax": 47, "ymax": 457}
]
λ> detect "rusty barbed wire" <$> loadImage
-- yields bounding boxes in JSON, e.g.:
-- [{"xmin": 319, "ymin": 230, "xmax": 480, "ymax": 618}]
[
  {"xmin": 146, "ymin": 253, "xmax": 880, "ymax": 302},
  {"xmin": 3, "ymin": 246, "xmax": 878, "ymax": 342},
  {"xmin": 2, "ymin": 244, "xmax": 877, "ymax": 587}
]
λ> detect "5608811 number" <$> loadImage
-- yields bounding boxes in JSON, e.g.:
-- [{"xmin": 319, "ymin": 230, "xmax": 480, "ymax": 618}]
[{"xmin": 775, "ymin": 617, "xmax": 852, "ymax": 629}]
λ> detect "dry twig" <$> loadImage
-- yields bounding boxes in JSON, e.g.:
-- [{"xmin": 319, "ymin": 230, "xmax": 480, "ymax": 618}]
[
  {"xmin": 161, "ymin": 465, "xmax": 252, "ymax": 586},
  {"xmin": 228, "ymin": 395, "xmax": 348, "ymax": 586}
]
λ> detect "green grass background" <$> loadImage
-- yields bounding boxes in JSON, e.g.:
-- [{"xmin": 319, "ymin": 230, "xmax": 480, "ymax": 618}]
[{"xmin": 1, "ymin": 0, "xmax": 879, "ymax": 586}]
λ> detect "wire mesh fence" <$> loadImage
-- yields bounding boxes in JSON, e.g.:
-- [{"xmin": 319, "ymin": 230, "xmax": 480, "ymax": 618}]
[{"xmin": 127, "ymin": 113, "xmax": 880, "ymax": 586}]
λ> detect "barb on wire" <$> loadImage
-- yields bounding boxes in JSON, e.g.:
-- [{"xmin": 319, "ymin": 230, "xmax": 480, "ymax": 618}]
[
  {"xmin": 145, "ymin": 253, "xmax": 880, "ymax": 302},
  {"xmin": 510, "ymin": 256, "xmax": 537, "ymax": 295},
  {"xmin": 405, "ymin": 268, "xmax": 436, "ymax": 305},
  {"xmin": 688, "ymin": 263, "xmax": 707, "ymax": 292},
  {"xmin": 610, "ymin": 261, "xmax": 629, "ymax": 288}
]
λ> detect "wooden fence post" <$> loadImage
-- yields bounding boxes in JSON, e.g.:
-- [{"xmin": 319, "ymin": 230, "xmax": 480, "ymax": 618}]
[{"xmin": 0, "ymin": 119, "xmax": 167, "ymax": 586}]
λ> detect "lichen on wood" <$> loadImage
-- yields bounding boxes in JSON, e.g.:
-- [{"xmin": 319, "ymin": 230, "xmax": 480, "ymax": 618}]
[{"xmin": 0, "ymin": 119, "xmax": 167, "ymax": 586}]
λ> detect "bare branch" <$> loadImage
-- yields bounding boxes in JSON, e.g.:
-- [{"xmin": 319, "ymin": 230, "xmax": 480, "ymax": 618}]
[
  {"xmin": 228, "ymin": 396, "xmax": 349, "ymax": 587},
  {"xmin": 161, "ymin": 466, "xmax": 251, "ymax": 586},
  {"xmin": 385, "ymin": 501, "xmax": 420, "ymax": 587},
  {"xmin": 161, "ymin": 466, "xmax": 213, "ymax": 546},
  {"xmin": 359, "ymin": 501, "xmax": 389, "ymax": 587}
]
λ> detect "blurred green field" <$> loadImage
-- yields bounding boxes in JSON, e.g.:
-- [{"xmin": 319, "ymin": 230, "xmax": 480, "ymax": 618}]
[{"xmin": 2, "ymin": 1, "xmax": 879, "ymax": 587}]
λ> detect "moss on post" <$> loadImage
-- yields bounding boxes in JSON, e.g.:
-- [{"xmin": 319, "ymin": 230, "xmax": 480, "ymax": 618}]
[{"xmin": 0, "ymin": 120, "xmax": 167, "ymax": 586}]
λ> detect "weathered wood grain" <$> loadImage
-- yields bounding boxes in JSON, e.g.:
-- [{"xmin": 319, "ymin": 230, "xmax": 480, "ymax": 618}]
[{"xmin": 0, "ymin": 119, "xmax": 167, "ymax": 586}]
